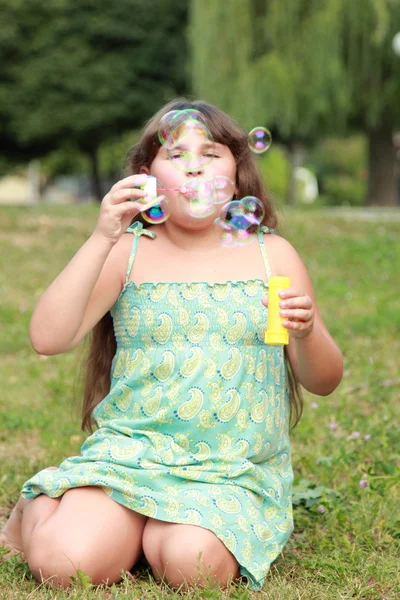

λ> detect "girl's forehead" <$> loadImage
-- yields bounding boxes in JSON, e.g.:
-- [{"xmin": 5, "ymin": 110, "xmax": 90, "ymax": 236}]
[{"xmin": 157, "ymin": 138, "xmax": 227, "ymax": 155}]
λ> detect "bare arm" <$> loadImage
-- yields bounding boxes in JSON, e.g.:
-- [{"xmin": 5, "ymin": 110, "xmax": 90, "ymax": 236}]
[
  {"xmin": 262, "ymin": 235, "xmax": 343, "ymax": 395},
  {"xmin": 30, "ymin": 174, "xmax": 151, "ymax": 355},
  {"xmin": 30, "ymin": 232, "xmax": 121, "ymax": 354}
]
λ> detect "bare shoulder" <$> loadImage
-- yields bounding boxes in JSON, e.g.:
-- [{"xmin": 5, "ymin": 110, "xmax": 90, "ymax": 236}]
[
  {"xmin": 101, "ymin": 232, "xmax": 141, "ymax": 290},
  {"xmin": 111, "ymin": 230, "xmax": 159, "ymax": 285},
  {"xmin": 263, "ymin": 233, "xmax": 307, "ymax": 278}
]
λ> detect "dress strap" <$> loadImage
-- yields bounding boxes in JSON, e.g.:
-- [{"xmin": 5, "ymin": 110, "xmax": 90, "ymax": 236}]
[
  {"xmin": 258, "ymin": 225, "xmax": 275, "ymax": 281},
  {"xmin": 125, "ymin": 221, "xmax": 157, "ymax": 283}
]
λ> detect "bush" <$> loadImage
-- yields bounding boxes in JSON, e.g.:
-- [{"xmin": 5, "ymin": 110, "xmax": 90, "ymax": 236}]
[
  {"xmin": 311, "ymin": 135, "xmax": 368, "ymax": 206},
  {"xmin": 256, "ymin": 144, "xmax": 289, "ymax": 203},
  {"xmin": 323, "ymin": 173, "xmax": 366, "ymax": 206}
]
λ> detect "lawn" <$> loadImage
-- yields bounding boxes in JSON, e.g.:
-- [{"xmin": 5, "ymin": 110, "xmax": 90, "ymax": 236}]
[{"xmin": 0, "ymin": 204, "xmax": 399, "ymax": 600}]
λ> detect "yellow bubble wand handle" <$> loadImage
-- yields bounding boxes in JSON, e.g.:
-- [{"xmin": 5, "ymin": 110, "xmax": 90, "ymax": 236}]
[{"xmin": 264, "ymin": 276, "xmax": 291, "ymax": 345}]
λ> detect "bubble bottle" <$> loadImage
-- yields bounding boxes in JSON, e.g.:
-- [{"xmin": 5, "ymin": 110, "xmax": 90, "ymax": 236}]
[
  {"xmin": 264, "ymin": 276, "xmax": 291, "ymax": 345},
  {"xmin": 138, "ymin": 176, "xmax": 170, "ymax": 224}
]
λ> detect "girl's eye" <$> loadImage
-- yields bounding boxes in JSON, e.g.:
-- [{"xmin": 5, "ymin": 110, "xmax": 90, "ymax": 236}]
[
  {"xmin": 205, "ymin": 152, "xmax": 217, "ymax": 158},
  {"xmin": 170, "ymin": 153, "xmax": 183, "ymax": 159}
]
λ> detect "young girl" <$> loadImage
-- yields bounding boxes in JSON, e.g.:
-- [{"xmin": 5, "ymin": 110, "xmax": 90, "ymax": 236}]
[{"xmin": 0, "ymin": 99, "xmax": 343, "ymax": 590}]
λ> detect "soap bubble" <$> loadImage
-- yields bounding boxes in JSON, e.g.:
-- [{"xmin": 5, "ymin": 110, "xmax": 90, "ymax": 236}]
[
  {"xmin": 220, "ymin": 196, "xmax": 264, "ymax": 232},
  {"xmin": 167, "ymin": 118, "xmax": 215, "ymax": 172},
  {"xmin": 213, "ymin": 176, "xmax": 236, "ymax": 204},
  {"xmin": 248, "ymin": 127, "xmax": 272, "ymax": 154},
  {"xmin": 184, "ymin": 178, "xmax": 217, "ymax": 218},
  {"xmin": 215, "ymin": 195, "xmax": 264, "ymax": 246},
  {"xmin": 158, "ymin": 109, "xmax": 207, "ymax": 146},
  {"xmin": 214, "ymin": 219, "xmax": 235, "ymax": 248},
  {"xmin": 142, "ymin": 197, "xmax": 170, "ymax": 224}
]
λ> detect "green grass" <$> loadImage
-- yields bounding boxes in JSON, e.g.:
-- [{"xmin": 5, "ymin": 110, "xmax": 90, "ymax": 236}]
[{"xmin": 0, "ymin": 205, "xmax": 399, "ymax": 599}]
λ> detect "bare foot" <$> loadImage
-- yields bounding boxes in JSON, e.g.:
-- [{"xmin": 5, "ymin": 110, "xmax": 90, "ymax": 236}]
[
  {"xmin": 0, "ymin": 496, "xmax": 28, "ymax": 559},
  {"xmin": 1, "ymin": 467, "xmax": 59, "ymax": 560}
]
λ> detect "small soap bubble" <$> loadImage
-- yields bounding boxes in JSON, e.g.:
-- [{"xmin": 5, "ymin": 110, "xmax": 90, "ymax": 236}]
[
  {"xmin": 167, "ymin": 119, "xmax": 215, "ymax": 172},
  {"xmin": 220, "ymin": 200, "xmax": 251, "ymax": 231},
  {"xmin": 142, "ymin": 197, "xmax": 170, "ymax": 224},
  {"xmin": 220, "ymin": 196, "xmax": 264, "ymax": 231},
  {"xmin": 158, "ymin": 110, "xmax": 179, "ymax": 146},
  {"xmin": 214, "ymin": 219, "xmax": 235, "ymax": 248},
  {"xmin": 158, "ymin": 109, "xmax": 207, "ymax": 146},
  {"xmin": 213, "ymin": 176, "xmax": 235, "ymax": 204},
  {"xmin": 184, "ymin": 178, "xmax": 216, "ymax": 218},
  {"xmin": 241, "ymin": 196, "xmax": 265, "ymax": 225},
  {"xmin": 216, "ymin": 195, "xmax": 264, "ymax": 246},
  {"xmin": 235, "ymin": 227, "xmax": 255, "ymax": 246},
  {"xmin": 248, "ymin": 127, "xmax": 272, "ymax": 154}
]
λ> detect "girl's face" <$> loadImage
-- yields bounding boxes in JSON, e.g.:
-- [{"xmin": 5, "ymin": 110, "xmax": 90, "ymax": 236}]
[{"xmin": 147, "ymin": 128, "xmax": 237, "ymax": 228}]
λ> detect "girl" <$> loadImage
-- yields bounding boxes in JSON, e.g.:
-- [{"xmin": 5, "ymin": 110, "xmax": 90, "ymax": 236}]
[{"xmin": 0, "ymin": 99, "xmax": 343, "ymax": 590}]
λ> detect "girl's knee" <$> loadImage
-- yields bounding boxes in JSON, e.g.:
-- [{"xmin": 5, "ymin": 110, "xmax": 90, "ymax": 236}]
[
  {"xmin": 26, "ymin": 529, "xmax": 134, "ymax": 587},
  {"xmin": 143, "ymin": 522, "xmax": 239, "ymax": 589},
  {"xmin": 28, "ymin": 542, "xmax": 125, "ymax": 587}
]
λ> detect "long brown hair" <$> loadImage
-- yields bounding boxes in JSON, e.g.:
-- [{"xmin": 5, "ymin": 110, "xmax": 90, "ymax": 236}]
[{"xmin": 82, "ymin": 98, "xmax": 303, "ymax": 432}]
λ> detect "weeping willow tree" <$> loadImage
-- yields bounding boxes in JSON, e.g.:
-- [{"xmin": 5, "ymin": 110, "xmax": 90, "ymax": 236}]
[
  {"xmin": 190, "ymin": 0, "xmax": 400, "ymax": 205},
  {"xmin": 342, "ymin": 0, "xmax": 400, "ymax": 205}
]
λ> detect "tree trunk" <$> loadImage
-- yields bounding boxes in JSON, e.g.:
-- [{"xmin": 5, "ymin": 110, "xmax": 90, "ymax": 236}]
[
  {"xmin": 367, "ymin": 123, "xmax": 398, "ymax": 206},
  {"xmin": 286, "ymin": 141, "xmax": 304, "ymax": 206},
  {"xmin": 87, "ymin": 146, "xmax": 103, "ymax": 202}
]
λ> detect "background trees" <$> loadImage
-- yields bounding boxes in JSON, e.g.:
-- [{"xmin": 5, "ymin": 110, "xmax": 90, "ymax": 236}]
[
  {"xmin": 1, "ymin": 0, "xmax": 399, "ymax": 205},
  {"xmin": 0, "ymin": 0, "xmax": 188, "ymax": 199},
  {"xmin": 190, "ymin": 0, "xmax": 400, "ymax": 205}
]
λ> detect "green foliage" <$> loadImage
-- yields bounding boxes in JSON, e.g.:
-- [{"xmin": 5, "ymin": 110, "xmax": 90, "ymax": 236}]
[
  {"xmin": 292, "ymin": 478, "xmax": 340, "ymax": 510},
  {"xmin": 191, "ymin": 0, "xmax": 400, "ymax": 134},
  {"xmin": 256, "ymin": 145, "xmax": 289, "ymax": 204},
  {"xmin": 323, "ymin": 175, "xmax": 366, "ymax": 207},
  {"xmin": 0, "ymin": 0, "xmax": 188, "ymax": 157},
  {"xmin": 39, "ymin": 130, "xmax": 140, "ymax": 179},
  {"xmin": 70, "ymin": 569, "xmax": 94, "ymax": 590},
  {"xmin": 311, "ymin": 135, "xmax": 368, "ymax": 206}
]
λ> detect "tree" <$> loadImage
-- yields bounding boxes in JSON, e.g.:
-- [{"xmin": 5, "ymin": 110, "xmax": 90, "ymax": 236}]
[
  {"xmin": 342, "ymin": 0, "xmax": 400, "ymax": 206},
  {"xmin": 190, "ymin": 0, "xmax": 400, "ymax": 206},
  {"xmin": 0, "ymin": 0, "xmax": 188, "ymax": 199}
]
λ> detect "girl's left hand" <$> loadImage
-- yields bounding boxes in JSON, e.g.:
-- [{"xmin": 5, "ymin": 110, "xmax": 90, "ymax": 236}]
[{"xmin": 262, "ymin": 288, "xmax": 314, "ymax": 339}]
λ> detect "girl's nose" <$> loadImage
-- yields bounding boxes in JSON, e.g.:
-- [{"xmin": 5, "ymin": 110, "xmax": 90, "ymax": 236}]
[
  {"xmin": 186, "ymin": 167, "xmax": 204, "ymax": 177},
  {"xmin": 186, "ymin": 158, "xmax": 206, "ymax": 177}
]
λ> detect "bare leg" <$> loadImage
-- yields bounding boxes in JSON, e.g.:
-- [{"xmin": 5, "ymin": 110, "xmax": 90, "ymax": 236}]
[
  {"xmin": 143, "ymin": 519, "xmax": 240, "ymax": 590},
  {"xmin": 0, "ymin": 496, "xmax": 30, "ymax": 557},
  {"xmin": 0, "ymin": 468, "xmax": 60, "ymax": 558},
  {"xmin": 21, "ymin": 486, "xmax": 147, "ymax": 587}
]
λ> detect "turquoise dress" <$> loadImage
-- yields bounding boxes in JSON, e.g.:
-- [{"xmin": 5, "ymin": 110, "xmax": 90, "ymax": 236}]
[{"xmin": 22, "ymin": 222, "xmax": 294, "ymax": 589}]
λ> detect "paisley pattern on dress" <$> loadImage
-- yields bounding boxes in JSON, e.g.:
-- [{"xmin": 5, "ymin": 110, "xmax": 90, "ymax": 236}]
[{"xmin": 22, "ymin": 222, "xmax": 294, "ymax": 590}]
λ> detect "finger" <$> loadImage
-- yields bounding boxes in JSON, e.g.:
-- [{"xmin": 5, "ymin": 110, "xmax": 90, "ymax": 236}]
[
  {"xmin": 282, "ymin": 319, "xmax": 302, "ymax": 330},
  {"xmin": 261, "ymin": 295, "xmax": 268, "ymax": 307},
  {"xmin": 110, "ymin": 174, "xmax": 149, "ymax": 193},
  {"xmin": 280, "ymin": 308, "xmax": 312, "ymax": 322},
  {"xmin": 111, "ymin": 199, "xmax": 145, "ymax": 220},
  {"xmin": 279, "ymin": 296, "xmax": 312, "ymax": 310},
  {"xmin": 108, "ymin": 187, "xmax": 148, "ymax": 205},
  {"xmin": 278, "ymin": 287, "xmax": 302, "ymax": 300},
  {"xmin": 113, "ymin": 196, "xmax": 160, "ymax": 219}
]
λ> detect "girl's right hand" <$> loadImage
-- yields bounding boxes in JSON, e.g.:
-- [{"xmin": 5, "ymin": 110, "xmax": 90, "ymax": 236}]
[{"xmin": 94, "ymin": 174, "xmax": 152, "ymax": 244}]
